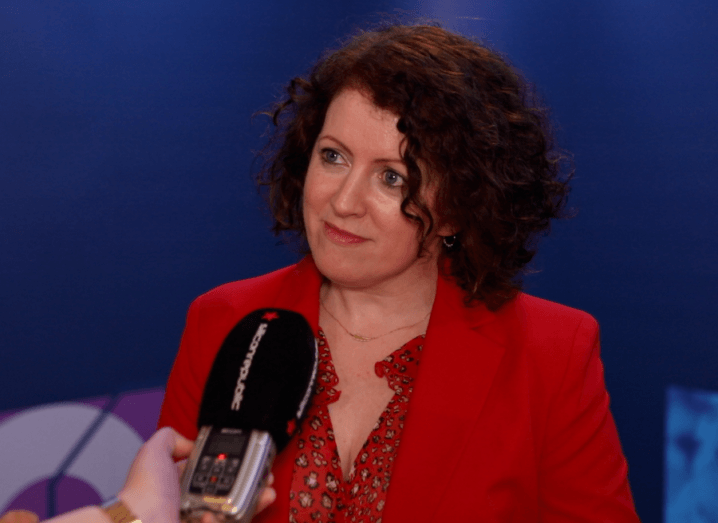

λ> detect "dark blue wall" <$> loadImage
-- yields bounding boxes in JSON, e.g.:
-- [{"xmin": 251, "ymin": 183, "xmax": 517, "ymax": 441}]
[{"xmin": 2, "ymin": 1, "xmax": 717, "ymax": 521}]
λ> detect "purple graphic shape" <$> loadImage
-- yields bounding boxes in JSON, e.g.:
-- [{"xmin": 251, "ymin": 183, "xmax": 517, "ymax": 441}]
[
  {"xmin": 5, "ymin": 477, "xmax": 102, "ymax": 518},
  {"xmin": 4, "ymin": 480, "xmax": 50, "ymax": 519},
  {"xmin": 111, "ymin": 387, "xmax": 165, "ymax": 440},
  {"xmin": 56, "ymin": 477, "xmax": 103, "ymax": 515},
  {"xmin": 0, "ymin": 397, "xmax": 110, "ymax": 424}
]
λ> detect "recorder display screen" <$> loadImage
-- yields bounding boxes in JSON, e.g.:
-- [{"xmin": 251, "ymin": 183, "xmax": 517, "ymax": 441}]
[{"xmin": 207, "ymin": 430, "xmax": 249, "ymax": 456}]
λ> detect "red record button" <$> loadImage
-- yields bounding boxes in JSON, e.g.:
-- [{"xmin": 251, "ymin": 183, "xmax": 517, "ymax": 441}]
[
  {"xmin": 217, "ymin": 453, "xmax": 226, "ymax": 460},
  {"xmin": 210, "ymin": 476, "xmax": 218, "ymax": 483}
]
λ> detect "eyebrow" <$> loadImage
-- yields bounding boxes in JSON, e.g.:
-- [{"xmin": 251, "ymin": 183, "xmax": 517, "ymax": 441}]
[{"xmin": 317, "ymin": 135, "xmax": 405, "ymax": 166}]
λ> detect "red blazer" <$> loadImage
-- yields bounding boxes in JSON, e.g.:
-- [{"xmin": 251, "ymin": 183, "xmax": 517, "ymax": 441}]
[{"xmin": 158, "ymin": 257, "xmax": 639, "ymax": 522}]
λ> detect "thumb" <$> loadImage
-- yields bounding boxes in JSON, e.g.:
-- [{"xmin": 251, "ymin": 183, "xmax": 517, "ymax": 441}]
[{"xmin": 154, "ymin": 427, "xmax": 195, "ymax": 460}]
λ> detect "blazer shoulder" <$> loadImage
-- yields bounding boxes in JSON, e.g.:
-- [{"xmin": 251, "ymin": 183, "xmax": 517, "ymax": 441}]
[
  {"xmin": 493, "ymin": 293, "xmax": 600, "ymax": 365},
  {"xmin": 509, "ymin": 293, "xmax": 598, "ymax": 330},
  {"xmin": 192, "ymin": 263, "xmax": 299, "ymax": 312}
]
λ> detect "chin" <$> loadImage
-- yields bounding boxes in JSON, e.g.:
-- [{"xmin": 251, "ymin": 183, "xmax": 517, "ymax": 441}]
[{"xmin": 314, "ymin": 256, "xmax": 366, "ymax": 286}]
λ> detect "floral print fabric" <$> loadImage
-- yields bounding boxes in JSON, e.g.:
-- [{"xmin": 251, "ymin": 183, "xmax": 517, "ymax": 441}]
[{"xmin": 288, "ymin": 329, "xmax": 424, "ymax": 523}]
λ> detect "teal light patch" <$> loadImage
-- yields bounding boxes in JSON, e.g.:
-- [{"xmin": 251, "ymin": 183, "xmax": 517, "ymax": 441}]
[{"xmin": 665, "ymin": 385, "xmax": 718, "ymax": 522}]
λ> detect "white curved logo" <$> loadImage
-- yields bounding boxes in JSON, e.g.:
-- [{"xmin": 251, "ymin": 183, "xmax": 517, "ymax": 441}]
[{"xmin": 0, "ymin": 403, "xmax": 144, "ymax": 512}]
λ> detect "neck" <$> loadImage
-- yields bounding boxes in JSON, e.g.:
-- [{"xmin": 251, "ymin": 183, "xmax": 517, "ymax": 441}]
[{"xmin": 320, "ymin": 259, "xmax": 438, "ymax": 336}]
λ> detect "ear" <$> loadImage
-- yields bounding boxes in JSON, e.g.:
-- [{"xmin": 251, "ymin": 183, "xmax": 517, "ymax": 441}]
[{"xmin": 436, "ymin": 221, "xmax": 458, "ymax": 238}]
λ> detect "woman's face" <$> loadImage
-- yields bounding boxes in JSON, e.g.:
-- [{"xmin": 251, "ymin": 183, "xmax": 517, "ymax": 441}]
[{"xmin": 302, "ymin": 88, "xmax": 446, "ymax": 290}]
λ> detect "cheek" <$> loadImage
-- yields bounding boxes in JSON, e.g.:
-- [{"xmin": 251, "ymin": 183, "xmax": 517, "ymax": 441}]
[
  {"xmin": 303, "ymin": 166, "xmax": 335, "ymax": 211},
  {"xmin": 302, "ymin": 176, "xmax": 318, "ymax": 219},
  {"xmin": 302, "ymin": 162, "xmax": 317, "ymax": 201},
  {"xmin": 302, "ymin": 170, "xmax": 327, "ymax": 228},
  {"xmin": 382, "ymin": 211, "xmax": 422, "ymax": 248}
]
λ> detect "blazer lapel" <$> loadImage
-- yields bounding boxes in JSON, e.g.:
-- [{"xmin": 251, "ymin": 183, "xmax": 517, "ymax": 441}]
[
  {"xmin": 383, "ymin": 275, "xmax": 507, "ymax": 522},
  {"xmin": 270, "ymin": 256, "xmax": 323, "ymax": 335}
]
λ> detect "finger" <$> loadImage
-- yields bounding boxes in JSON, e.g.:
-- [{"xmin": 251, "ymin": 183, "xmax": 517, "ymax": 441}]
[
  {"xmin": 168, "ymin": 430, "xmax": 195, "ymax": 459},
  {"xmin": 199, "ymin": 512, "xmax": 221, "ymax": 523},
  {"xmin": 154, "ymin": 427, "xmax": 195, "ymax": 459},
  {"xmin": 0, "ymin": 511, "xmax": 40, "ymax": 523},
  {"xmin": 255, "ymin": 487, "xmax": 277, "ymax": 514},
  {"xmin": 176, "ymin": 458, "xmax": 188, "ymax": 477}
]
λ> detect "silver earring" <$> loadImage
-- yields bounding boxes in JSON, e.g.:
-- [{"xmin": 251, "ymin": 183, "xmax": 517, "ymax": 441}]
[{"xmin": 443, "ymin": 235, "xmax": 457, "ymax": 249}]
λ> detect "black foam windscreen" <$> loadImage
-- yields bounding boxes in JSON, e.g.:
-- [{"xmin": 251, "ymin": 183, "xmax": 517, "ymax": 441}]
[{"xmin": 197, "ymin": 308, "xmax": 317, "ymax": 452}]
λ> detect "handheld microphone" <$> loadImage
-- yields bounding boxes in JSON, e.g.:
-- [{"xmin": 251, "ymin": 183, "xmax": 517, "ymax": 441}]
[{"xmin": 179, "ymin": 308, "xmax": 318, "ymax": 521}]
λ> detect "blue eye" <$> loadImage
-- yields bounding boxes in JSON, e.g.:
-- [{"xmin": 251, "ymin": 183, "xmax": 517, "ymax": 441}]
[
  {"xmin": 383, "ymin": 170, "xmax": 405, "ymax": 188},
  {"xmin": 321, "ymin": 148, "xmax": 341, "ymax": 164}
]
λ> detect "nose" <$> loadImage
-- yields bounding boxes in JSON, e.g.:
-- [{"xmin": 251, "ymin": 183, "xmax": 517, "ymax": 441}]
[{"xmin": 330, "ymin": 167, "xmax": 368, "ymax": 217}]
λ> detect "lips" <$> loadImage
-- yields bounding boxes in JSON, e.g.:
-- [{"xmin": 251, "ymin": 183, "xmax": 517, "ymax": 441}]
[{"xmin": 324, "ymin": 222, "xmax": 367, "ymax": 244}]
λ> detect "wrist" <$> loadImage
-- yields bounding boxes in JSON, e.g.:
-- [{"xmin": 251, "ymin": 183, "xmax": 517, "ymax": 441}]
[{"xmin": 100, "ymin": 497, "xmax": 142, "ymax": 523}]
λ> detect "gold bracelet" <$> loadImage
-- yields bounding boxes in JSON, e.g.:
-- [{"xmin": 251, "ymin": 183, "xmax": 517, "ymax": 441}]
[{"xmin": 100, "ymin": 497, "xmax": 141, "ymax": 523}]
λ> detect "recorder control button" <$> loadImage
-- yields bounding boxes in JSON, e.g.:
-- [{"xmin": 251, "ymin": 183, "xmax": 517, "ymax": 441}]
[
  {"xmin": 211, "ymin": 462, "xmax": 225, "ymax": 475},
  {"xmin": 204, "ymin": 484, "xmax": 217, "ymax": 495},
  {"xmin": 218, "ymin": 475, "xmax": 234, "ymax": 493},
  {"xmin": 219, "ymin": 474, "xmax": 234, "ymax": 486},
  {"xmin": 225, "ymin": 458, "xmax": 241, "ymax": 475},
  {"xmin": 198, "ymin": 457, "xmax": 213, "ymax": 472},
  {"xmin": 192, "ymin": 474, "xmax": 208, "ymax": 488}
]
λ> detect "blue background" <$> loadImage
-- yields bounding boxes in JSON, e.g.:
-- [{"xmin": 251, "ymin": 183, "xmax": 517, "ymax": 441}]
[{"xmin": 2, "ymin": 1, "xmax": 717, "ymax": 520}]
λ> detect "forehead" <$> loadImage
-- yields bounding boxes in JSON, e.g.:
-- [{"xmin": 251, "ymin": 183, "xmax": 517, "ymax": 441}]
[{"xmin": 321, "ymin": 89, "xmax": 403, "ymax": 157}]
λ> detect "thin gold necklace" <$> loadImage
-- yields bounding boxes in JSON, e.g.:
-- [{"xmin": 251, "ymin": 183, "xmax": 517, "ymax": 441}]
[{"xmin": 320, "ymin": 300, "xmax": 431, "ymax": 342}]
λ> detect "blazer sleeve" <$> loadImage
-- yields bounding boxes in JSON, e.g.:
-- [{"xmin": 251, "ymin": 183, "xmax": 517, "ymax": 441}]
[
  {"xmin": 157, "ymin": 298, "xmax": 204, "ymax": 440},
  {"xmin": 538, "ymin": 315, "xmax": 639, "ymax": 522}
]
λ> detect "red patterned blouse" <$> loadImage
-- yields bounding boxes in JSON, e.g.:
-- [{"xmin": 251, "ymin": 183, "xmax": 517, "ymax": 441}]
[{"xmin": 288, "ymin": 329, "xmax": 424, "ymax": 523}]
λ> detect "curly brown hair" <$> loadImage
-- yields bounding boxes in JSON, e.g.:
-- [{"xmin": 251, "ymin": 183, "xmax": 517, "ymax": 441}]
[{"xmin": 257, "ymin": 24, "xmax": 572, "ymax": 311}]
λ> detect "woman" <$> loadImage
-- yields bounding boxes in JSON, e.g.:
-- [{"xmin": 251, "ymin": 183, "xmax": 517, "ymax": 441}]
[{"xmin": 159, "ymin": 24, "xmax": 640, "ymax": 522}]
